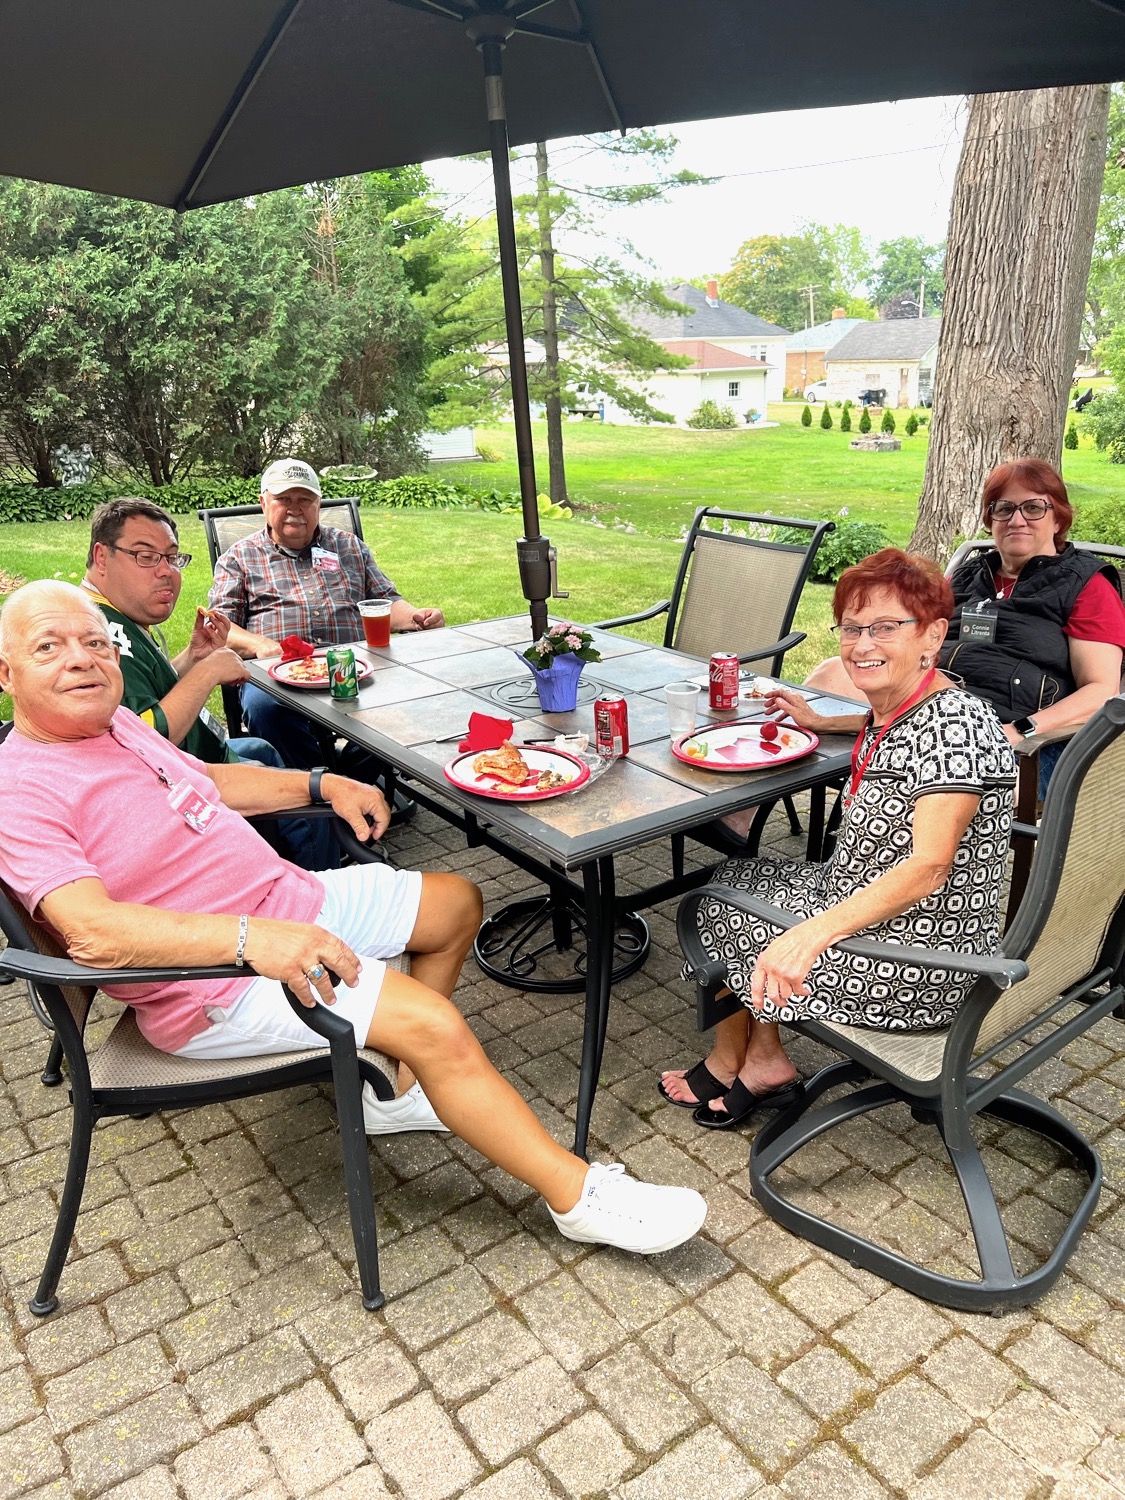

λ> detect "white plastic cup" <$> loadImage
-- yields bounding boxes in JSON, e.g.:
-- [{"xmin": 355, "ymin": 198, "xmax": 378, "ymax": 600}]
[{"xmin": 665, "ymin": 681, "xmax": 699, "ymax": 738}]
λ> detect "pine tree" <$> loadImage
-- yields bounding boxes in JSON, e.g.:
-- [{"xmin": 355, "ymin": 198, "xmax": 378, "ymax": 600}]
[
  {"xmin": 905, "ymin": 412, "xmax": 919, "ymax": 436},
  {"xmin": 819, "ymin": 404, "xmax": 833, "ymax": 429},
  {"xmin": 1065, "ymin": 421, "xmax": 1079, "ymax": 449},
  {"xmin": 858, "ymin": 407, "xmax": 872, "ymax": 433},
  {"xmin": 840, "ymin": 406, "xmax": 852, "ymax": 432},
  {"xmin": 881, "ymin": 409, "xmax": 897, "ymax": 434},
  {"xmin": 800, "ymin": 404, "xmax": 813, "ymax": 427}
]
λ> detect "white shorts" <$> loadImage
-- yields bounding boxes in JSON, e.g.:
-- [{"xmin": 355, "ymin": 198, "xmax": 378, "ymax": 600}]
[{"xmin": 174, "ymin": 863, "xmax": 423, "ymax": 1060}]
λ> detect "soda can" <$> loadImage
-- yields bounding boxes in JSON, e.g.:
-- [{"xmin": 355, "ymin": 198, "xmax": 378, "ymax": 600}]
[
  {"xmin": 593, "ymin": 696, "xmax": 629, "ymax": 759},
  {"xmin": 709, "ymin": 652, "xmax": 740, "ymax": 711},
  {"xmin": 327, "ymin": 647, "xmax": 359, "ymax": 701}
]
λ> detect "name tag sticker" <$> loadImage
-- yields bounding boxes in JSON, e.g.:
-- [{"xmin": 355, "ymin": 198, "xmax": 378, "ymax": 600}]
[
  {"xmin": 312, "ymin": 547, "xmax": 341, "ymax": 573},
  {"xmin": 167, "ymin": 780, "xmax": 220, "ymax": 834},
  {"xmin": 959, "ymin": 610, "xmax": 998, "ymax": 645}
]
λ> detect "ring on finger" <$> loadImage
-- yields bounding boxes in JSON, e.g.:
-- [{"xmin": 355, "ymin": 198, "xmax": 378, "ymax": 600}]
[{"xmin": 305, "ymin": 963, "xmax": 327, "ymax": 982}]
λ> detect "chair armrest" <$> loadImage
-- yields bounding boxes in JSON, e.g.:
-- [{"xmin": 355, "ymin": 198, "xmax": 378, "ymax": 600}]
[
  {"xmin": 590, "ymin": 600, "xmax": 672, "ymax": 630},
  {"xmin": 248, "ymin": 808, "xmax": 388, "ymax": 865},
  {"xmin": 680, "ymin": 885, "xmax": 1029, "ymax": 987},
  {"xmin": 1015, "ymin": 722, "xmax": 1082, "ymax": 753},
  {"xmin": 0, "ymin": 950, "xmax": 247, "ymax": 987},
  {"xmin": 738, "ymin": 631, "xmax": 805, "ymax": 665}
]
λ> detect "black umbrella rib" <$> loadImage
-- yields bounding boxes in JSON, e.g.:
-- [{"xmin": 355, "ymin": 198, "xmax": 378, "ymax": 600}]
[
  {"xmin": 1091, "ymin": 0, "xmax": 1125, "ymax": 13},
  {"xmin": 387, "ymin": 0, "xmax": 473, "ymax": 20},
  {"xmin": 174, "ymin": 0, "xmax": 306, "ymax": 208}
]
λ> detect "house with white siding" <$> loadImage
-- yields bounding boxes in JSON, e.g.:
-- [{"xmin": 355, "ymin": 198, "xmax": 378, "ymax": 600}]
[
  {"xmin": 628, "ymin": 281, "xmax": 790, "ymax": 406},
  {"xmin": 824, "ymin": 318, "xmax": 941, "ymax": 408}
]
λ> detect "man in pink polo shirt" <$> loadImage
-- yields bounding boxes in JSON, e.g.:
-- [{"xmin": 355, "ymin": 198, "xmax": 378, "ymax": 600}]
[{"xmin": 0, "ymin": 581, "xmax": 707, "ymax": 1256}]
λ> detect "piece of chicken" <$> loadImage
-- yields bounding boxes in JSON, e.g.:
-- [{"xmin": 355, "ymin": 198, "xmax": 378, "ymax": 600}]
[{"xmin": 472, "ymin": 740, "xmax": 531, "ymax": 785}]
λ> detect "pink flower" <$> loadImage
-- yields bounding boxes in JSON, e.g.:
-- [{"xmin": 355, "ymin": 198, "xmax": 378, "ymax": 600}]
[{"xmin": 566, "ymin": 633, "xmax": 582, "ymax": 650}]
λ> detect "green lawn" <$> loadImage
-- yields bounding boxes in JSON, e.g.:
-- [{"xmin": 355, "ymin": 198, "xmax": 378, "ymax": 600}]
[{"xmin": 446, "ymin": 410, "xmax": 1124, "ymax": 541}]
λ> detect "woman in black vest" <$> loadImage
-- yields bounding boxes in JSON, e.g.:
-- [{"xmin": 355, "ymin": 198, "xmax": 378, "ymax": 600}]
[
  {"xmin": 804, "ymin": 460, "xmax": 1125, "ymax": 781},
  {"xmin": 939, "ymin": 460, "xmax": 1125, "ymax": 773}
]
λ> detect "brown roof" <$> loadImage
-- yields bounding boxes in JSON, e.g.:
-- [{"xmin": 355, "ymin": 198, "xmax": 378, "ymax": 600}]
[{"xmin": 661, "ymin": 340, "xmax": 769, "ymax": 370}]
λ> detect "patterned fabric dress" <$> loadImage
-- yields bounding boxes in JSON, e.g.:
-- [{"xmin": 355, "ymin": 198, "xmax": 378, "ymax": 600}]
[{"xmin": 684, "ymin": 689, "xmax": 1017, "ymax": 1030}]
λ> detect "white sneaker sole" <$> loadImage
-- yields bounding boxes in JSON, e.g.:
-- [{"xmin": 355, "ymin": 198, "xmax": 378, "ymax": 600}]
[{"xmin": 551, "ymin": 1192, "xmax": 707, "ymax": 1254}]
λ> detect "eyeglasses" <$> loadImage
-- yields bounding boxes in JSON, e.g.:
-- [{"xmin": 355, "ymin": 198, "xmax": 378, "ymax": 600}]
[
  {"xmin": 830, "ymin": 619, "xmax": 918, "ymax": 642},
  {"xmin": 989, "ymin": 499, "xmax": 1052, "ymax": 522},
  {"xmin": 109, "ymin": 545, "xmax": 192, "ymax": 570}
]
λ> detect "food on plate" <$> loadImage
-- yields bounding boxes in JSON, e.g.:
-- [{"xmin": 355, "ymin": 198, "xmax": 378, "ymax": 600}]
[
  {"xmin": 684, "ymin": 740, "xmax": 709, "ymax": 759},
  {"xmin": 284, "ymin": 658, "xmax": 329, "ymax": 684},
  {"xmin": 760, "ymin": 721, "xmax": 779, "ymax": 742},
  {"xmin": 535, "ymin": 769, "xmax": 572, "ymax": 791},
  {"xmin": 745, "ymin": 675, "xmax": 776, "ymax": 698},
  {"xmin": 472, "ymin": 741, "xmax": 531, "ymax": 785}
]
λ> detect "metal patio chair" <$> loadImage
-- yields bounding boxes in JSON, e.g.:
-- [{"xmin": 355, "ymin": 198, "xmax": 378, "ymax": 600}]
[
  {"xmin": 677, "ymin": 694, "xmax": 1125, "ymax": 1311},
  {"xmin": 598, "ymin": 507, "xmax": 837, "ymax": 857},
  {"xmin": 0, "ymin": 810, "xmax": 402, "ymax": 1318}
]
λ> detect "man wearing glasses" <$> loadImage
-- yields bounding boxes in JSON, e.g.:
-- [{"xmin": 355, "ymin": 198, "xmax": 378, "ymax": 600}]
[{"xmin": 81, "ymin": 499, "xmax": 332, "ymax": 868}]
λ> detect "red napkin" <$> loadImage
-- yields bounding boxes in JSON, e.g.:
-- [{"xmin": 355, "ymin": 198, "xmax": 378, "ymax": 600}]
[
  {"xmin": 279, "ymin": 634, "xmax": 316, "ymax": 663},
  {"xmin": 458, "ymin": 712, "xmax": 514, "ymax": 754}
]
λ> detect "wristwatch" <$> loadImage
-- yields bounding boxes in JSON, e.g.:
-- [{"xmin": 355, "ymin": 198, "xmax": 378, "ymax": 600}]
[
  {"xmin": 308, "ymin": 767, "xmax": 329, "ymax": 803},
  {"xmin": 1012, "ymin": 716, "xmax": 1038, "ymax": 738}
]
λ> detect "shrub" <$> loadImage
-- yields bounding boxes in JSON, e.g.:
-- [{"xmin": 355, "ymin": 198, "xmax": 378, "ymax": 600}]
[
  {"xmin": 880, "ymin": 409, "xmax": 897, "ymax": 434},
  {"xmin": 842, "ymin": 398, "xmax": 853, "ymax": 410},
  {"xmin": 1069, "ymin": 493, "xmax": 1125, "ymax": 546},
  {"xmin": 474, "ymin": 442, "xmax": 502, "ymax": 462},
  {"xmin": 0, "ymin": 472, "xmax": 524, "ymax": 525},
  {"xmin": 858, "ymin": 407, "xmax": 872, "ymax": 434},
  {"xmin": 808, "ymin": 520, "xmax": 894, "ymax": 582},
  {"xmin": 819, "ymin": 405, "xmax": 833, "ymax": 430},
  {"xmin": 1064, "ymin": 422, "xmax": 1079, "ymax": 450},
  {"xmin": 833, "ymin": 400, "xmax": 843, "ymax": 409},
  {"xmin": 1084, "ymin": 391, "xmax": 1125, "ymax": 463},
  {"xmin": 839, "ymin": 407, "xmax": 852, "ymax": 432},
  {"xmin": 800, "ymin": 405, "xmax": 813, "ymax": 428},
  {"xmin": 686, "ymin": 399, "xmax": 737, "ymax": 429},
  {"xmin": 904, "ymin": 413, "xmax": 919, "ymax": 437}
]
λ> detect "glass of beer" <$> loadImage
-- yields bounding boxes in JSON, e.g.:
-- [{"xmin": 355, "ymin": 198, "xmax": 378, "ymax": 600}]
[{"xmin": 358, "ymin": 599, "xmax": 392, "ymax": 648}]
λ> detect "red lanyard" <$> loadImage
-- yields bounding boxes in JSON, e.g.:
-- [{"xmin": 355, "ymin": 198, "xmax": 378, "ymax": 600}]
[{"xmin": 846, "ymin": 669, "xmax": 937, "ymax": 804}]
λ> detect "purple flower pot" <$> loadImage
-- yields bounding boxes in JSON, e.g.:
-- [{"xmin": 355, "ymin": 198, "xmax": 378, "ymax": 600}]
[{"xmin": 525, "ymin": 652, "xmax": 585, "ymax": 712}]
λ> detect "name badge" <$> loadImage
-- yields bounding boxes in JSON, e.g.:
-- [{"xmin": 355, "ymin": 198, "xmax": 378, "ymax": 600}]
[
  {"xmin": 959, "ymin": 607, "xmax": 998, "ymax": 645},
  {"xmin": 167, "ymin": 779, "xmax": 219, "ymax": 834},
  {"xmin": 312, "ymin": 547, "xmax": 341, "ymax": 573}
]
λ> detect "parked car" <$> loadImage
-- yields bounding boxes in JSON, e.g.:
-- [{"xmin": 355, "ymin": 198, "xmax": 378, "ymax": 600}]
[{"xmin": 804, "ymin": 381, "xmax": 828, "ymax": 403}]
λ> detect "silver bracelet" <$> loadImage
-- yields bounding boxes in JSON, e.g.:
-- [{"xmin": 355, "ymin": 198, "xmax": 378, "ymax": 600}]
[{"xmin": 235, "ymin": 914, "xmax": 249, "ymax": 967}]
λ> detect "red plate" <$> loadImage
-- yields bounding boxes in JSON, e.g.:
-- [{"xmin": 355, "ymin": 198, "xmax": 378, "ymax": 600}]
[
  {"xmin": 672, "ymin": 719, "xmax": 818, "ymax": 770},
  {"xmin": 267, "ymin": 656, "xmax": 374, "ymax": 691},
  {"xmin": 444, "ymin": 746, "xmax": 591, "ymax": 801}
]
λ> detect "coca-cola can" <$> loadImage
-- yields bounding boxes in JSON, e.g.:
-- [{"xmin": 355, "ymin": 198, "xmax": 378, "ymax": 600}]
[
  {"xmin": 709, "ymin": 652, "xmax": 740, "ymax": 711},
  {"xmin": 593, "ymin": 696, "xmax": 629, "ymax": 759}
]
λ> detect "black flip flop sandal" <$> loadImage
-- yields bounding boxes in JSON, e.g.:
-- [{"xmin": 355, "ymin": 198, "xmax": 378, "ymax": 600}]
[
  {"xmin": 692, "ymin": 1076, "xmax": 804, "ymax": 1130},
  {"xmin": 657, "ymin": 1059, "xmax": 730, "ymax": 1110}
]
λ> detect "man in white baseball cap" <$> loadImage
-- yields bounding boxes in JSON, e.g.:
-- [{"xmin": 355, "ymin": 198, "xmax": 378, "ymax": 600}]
[{"xmin": 211, "ymin": 458, "xmax": 444, "ymax": 785}]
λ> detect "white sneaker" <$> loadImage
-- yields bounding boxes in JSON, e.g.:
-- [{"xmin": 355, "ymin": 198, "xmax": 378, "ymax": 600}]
[
  {"xmin": 548, "ymin": 1163, "xmax": 707, "ymax": 1254},
  {"xmin": 361, "ymin": 1081, "xmax": 450, "ymax": 1136}
]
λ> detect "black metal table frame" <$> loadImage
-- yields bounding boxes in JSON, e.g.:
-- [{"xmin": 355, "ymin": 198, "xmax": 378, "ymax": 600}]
[{"xmin": 246, "ymin": 639, "xmax": 853, "ymax": 1156}]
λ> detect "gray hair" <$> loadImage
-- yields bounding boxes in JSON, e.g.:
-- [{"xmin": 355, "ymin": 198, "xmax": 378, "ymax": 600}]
[{"xmin": 0, "ymin": 579, "xmax": 108, "ymax": 657}]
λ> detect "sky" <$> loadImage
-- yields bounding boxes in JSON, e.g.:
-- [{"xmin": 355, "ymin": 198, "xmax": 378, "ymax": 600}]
[{"xmin": 423, "ymin": 96, "xmax": 968, "ymax": 290}]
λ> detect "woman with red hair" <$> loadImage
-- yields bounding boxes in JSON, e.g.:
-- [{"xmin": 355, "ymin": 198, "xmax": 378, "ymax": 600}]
[
  {"xmin": 661, "ymin": 548, "xmax": 1017, "ymax": 1129},
  {"xmin": 939, "ymin": 460, "xmax": 1125, "ymax": 768}
]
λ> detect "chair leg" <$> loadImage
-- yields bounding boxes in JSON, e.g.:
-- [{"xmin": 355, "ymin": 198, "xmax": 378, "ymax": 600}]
[
  {"xmin": 41, "ymin": 1034, "xmax": 64, "ymax": 1088},
  {"xmin": 750, "ymin": 1065, "xmax": 1103, "ymax": 1313},
  {"xmin": 32, "ymin": 1093, "xmax": 95, "ymax": 1315},
  {"xmin": 782, "ymin": 794, "xmax": 803, "ymax": 837},
  {"xmin": 327, "ymin": 1040, "xmax": 384, "ymax": 1310}
]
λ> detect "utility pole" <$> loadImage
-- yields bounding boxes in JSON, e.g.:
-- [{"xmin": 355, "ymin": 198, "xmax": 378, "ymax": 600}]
[
  {"xmin": 919, "ymin": 276, "xmax": 926, "ymax": 317},
  {"xmin": 799, "ymin": 283, "xmax": 821, "ymax": 329}
]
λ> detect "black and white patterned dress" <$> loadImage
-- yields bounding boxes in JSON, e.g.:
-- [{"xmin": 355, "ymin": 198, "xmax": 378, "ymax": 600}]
[{"xmin": 684, "ymin": 689, "xmax": 1017, "ymax": 1030}]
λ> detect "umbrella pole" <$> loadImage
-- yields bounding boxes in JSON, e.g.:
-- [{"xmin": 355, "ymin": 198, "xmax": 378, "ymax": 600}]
[{"xmin": 476, "ymin": 31, "xmax": 551, "ymax": 642}]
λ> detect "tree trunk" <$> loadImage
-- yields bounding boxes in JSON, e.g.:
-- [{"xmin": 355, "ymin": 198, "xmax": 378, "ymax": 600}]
[
  {"xmin": 911, "ymin": 86, "xmax": 1109, "ymax": 560},
  {"xmin": 535, "ymin": 141, "xmax": 569, "ymax": 510}
]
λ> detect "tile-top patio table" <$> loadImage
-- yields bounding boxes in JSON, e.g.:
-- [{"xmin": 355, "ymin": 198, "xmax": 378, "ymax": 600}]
[{"xmin": 245, "ymin": 617, "xmax": 857, "ymax": 1155}]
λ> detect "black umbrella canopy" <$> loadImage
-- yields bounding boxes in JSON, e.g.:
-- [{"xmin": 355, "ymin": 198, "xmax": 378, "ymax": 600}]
[
  {"xmin": 4, "ymin": 0, "xmax": 1125, "ymax": 636},
  {"xmin": 4, "ymin": 0, "xmax": 1125, "ymax": 211}
]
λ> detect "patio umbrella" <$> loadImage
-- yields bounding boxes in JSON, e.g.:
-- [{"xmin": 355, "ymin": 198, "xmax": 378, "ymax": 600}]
[{"xmin": 3, "ymin": 0, "xmax": 1125, "ymax": 636}]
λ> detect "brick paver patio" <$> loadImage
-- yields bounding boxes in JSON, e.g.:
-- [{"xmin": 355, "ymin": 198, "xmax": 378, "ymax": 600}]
[{"xmin": 0, "ymin": 799, "xmax": 1123, "ymax": 1500}]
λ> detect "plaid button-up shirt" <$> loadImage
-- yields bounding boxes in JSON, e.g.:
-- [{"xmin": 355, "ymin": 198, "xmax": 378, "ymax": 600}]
[{"xmin": 209, "ymin": 524, "xmax": 400, "ymax": 646}]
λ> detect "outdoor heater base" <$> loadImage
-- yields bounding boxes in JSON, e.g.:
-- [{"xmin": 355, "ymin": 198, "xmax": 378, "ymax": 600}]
[{"xmin": 474, "ymin": 894, "xmax": 650, "ymax": 993}]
